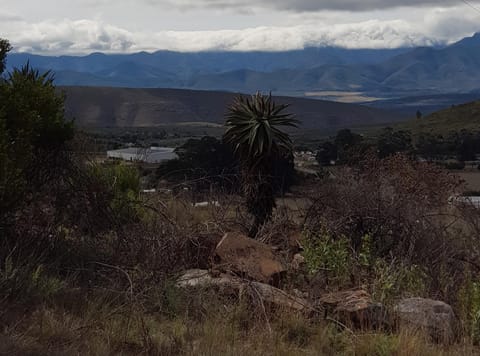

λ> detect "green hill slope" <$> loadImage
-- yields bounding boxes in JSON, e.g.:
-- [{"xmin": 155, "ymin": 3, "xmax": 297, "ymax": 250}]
[{"xmin": 397, "ymin": 100, "xmax": 480, "ymax": 134}]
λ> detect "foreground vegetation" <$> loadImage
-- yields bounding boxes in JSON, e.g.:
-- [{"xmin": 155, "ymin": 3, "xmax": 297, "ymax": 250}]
[{"xmin": 3, "ymin": 38, "xmax": 480, "ymax": 355}]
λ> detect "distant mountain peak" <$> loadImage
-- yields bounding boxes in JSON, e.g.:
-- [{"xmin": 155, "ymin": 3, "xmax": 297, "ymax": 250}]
[
  {"xmin": 469, "ymin": 32, "xmax": 480, "ymax": 41},
  {"xmin": 451, "ymin": 32, "xmax": 480, "ymax": 47}
]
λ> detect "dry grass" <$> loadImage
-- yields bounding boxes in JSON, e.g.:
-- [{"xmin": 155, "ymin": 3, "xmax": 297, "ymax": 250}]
[
  {"xmin": 2, "ymin": 166, "xmax": 480, "ymax": 355},
  {"xmin": 2, "ymin": 291, "xmax": 478, "ymax": 356}
]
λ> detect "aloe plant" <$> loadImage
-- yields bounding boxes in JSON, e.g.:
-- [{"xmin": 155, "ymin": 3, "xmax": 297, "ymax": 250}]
[{"xmin": 224, "ymin": 92, "xmax": 298, "ymax": 237}]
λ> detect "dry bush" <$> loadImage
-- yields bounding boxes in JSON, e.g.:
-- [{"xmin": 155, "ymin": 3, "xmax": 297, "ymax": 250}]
[
  {"xmin": 0, "ymin": 154, "xmax": 235, "ymax": 304},
  {"xmin": 303, "ymin": 154, "xmax": 480, "ymax": 301},
  {"xmin": 305, "ymin": 154, "xmax": 463, "ymax": 258}
]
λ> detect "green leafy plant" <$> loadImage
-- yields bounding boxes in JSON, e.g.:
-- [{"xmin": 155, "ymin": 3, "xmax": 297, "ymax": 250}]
[
  {"xmin": 371, "ymin": 260, "xmax": 427, "ymax": 305},
  {"xmin": 302, "ymin": 228, "xmax": 352, "ymax": 285},
  {"xmin": 88, "ymin": 163, "xmax": 142, "ymax": 223},
  {"xmin": 1, "ymin": 256, "xmax": 65, "ymax": 301},
  {"xmin": 303, "ymin": 227, "xmax": 427, "ymax": 302}
]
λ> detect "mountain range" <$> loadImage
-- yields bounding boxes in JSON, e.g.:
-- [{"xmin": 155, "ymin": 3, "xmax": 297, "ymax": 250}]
[{"xmin": 6, "ymin": 33, "xmax": 480, "ymax": 99}]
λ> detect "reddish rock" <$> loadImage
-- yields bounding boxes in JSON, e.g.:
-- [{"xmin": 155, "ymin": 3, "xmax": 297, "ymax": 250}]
[{"xmin": 213, "ymin": 232, "xmax": 286, "ymax": 284}]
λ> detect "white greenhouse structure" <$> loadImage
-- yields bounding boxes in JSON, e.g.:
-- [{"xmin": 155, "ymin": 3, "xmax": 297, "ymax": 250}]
[{"xmin": 107, "ymin": 147, "xmax": 177, "ymax": 164}]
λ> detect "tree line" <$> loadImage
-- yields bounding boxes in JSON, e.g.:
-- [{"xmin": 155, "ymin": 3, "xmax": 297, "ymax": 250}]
[{"xmin": 316, "ymin": 128, "xmax": 480, "ymax": 168}]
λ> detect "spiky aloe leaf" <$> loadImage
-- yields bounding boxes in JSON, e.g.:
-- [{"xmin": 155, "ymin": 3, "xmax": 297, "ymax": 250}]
[{"xmin": 224, "ymin": 92, "xmax": 299, "ymax": 161}]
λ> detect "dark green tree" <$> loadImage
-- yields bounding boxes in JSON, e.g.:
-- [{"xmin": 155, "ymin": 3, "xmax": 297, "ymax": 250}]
[
  {"xmin": 316, "ymin": 141, "xmax": 338, "ymax": 166},
  {"xmin": 416, "ymin": 133, "xmax": 446, "ymax": 161},
  {"xmin": 0, "ymin": 38, "xmax": 11, "ymax": 75},
  {"xmin": 156, "ymin": 136, "xmax": 238, "ymax": 190},
  {"xmin": 456, "ymin": 130, "xmax": 478, "ymax": 162},
  {"xmin": 224, "ymin": 92, "xmax": 298, "ymax": 237},
  {"xmin": 375, "ymin": 128, "xmax": 413, "ymax": 158},
  {"xmin": 334, "ymin": 129, "xmax": 363, "ymax": 163},
  {"xmin": 157, "ymin": 135, "xmax": 296, "ymax": 196},
  {"xmin": 0, "ymin": 63, "xmax": 74, "ymax": 223}
]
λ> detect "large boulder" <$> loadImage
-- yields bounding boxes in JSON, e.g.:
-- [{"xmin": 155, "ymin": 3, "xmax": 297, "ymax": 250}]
[
  {"xmin": 213, "ymin": 232, "xmax": 286, "ymax": 284},
  {"xmin": 394, "ymin": 298, "xmax": 456, "ymax": 343},
  {"xmin": 318, "ymin": 290, "xmax": 387, "ymax": 330}
]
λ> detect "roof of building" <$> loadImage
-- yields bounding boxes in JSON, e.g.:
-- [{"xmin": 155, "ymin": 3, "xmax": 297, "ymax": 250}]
[{"xmin": 107, "ymin": 147, "xmax": 177, "ymax": 163}]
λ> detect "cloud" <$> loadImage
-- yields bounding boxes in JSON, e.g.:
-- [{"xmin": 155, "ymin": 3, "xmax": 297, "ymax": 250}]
[
  {"xmin": 423, "ymin": 7, "xmax": 480, "ymax": 38},
  {"xmin": 4, "ymin": 19, "xmax": 135, "ymax": 54},
  {"xmin": 0, "ymin": 12, "xmax": 23, "ymax": 22},
  {"xmin": 156, "ymin": 0, "xmax": 465, "ymax": 12},
  {"xmin": 1, "ymin": 5, "xmax": 479, "ymax": 54},
  {"xmin": 141, "ymin": 21, "xmax": 438, "ymax": 52}
]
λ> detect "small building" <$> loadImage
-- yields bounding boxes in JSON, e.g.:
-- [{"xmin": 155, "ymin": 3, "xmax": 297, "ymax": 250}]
[
  {"xmin": 450, "ymin": 196, "xmax": 480, "ymax": 209},
  {"xmin": 107, "ymin": 147, "xmax": 177, "ymax": 164}
]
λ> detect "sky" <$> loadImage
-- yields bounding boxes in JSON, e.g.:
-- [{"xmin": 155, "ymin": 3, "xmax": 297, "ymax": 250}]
[{"xmin": 0, "ymin": 0, "xmax": 480, "ymax": 54}]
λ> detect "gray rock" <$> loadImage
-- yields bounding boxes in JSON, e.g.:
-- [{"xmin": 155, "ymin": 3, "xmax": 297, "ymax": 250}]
[
  {"xmin": 394, "ymin": 297, "xmax": 456, "ymax": 343},
  {"xmin": 176, "ymin": 269, "xmax": 313, "ymax": 312}
]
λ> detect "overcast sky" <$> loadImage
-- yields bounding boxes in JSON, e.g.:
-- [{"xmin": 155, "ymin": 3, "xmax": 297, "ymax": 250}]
[{"xmin": 0, "ymin": 0, "xmax": 479, "ymax": 54}]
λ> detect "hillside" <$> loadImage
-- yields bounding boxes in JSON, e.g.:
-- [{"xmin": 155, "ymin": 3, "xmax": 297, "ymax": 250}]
[
  {"xmin": 62, "ymin": 86, "xmax": 404, "ymax": 130},
  {"xmin": 191, "ymin": 33, "xmax": 480, "ymax": 96},
  {"xmin": 8, "ymin": 33, "xmax": 480, "ymax": 99},
  {"xmin": 365, "ymin": 93, "xmax": 480, "ymax": 116},
  {"xmin": 397, "ymin": 100, "xmax": 480, "ymax": 134},
  {"xmin": 7, "ymin": 47, "xmax": 409, "ymax": 80}
]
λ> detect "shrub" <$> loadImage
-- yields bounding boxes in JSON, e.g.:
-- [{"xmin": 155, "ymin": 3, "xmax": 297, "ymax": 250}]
[
  {"xmin": 0, "ymin": 257, "xmax": 65, "ymax": 302},
  {"xmin": 302, "ymin": 228, "xmax": 352, "ymax": 286},
  {"xmin": 302, "ymin": 226, "xmax": 427, "ymax": 302},
  {"xmin": 458, "ymin": 279, "xmax": 480, "ymax": 344},
  {"xmin": 88, "ymin": 163, "xmax": 142, "ymax": 223},
  {"xmin": 371, "ymin": 260, "xmax": 427, "ymax": 305},
  {"xmin": 305, "ymin": 154, "xmax": 463, "ymax": 261},
  {"xmin": 303, "ymin": 154, "xmax": 477, "ymax": 302},
  {"xmin": 444, "ymin": 160, "xmax": 466, "ymax": 170}
]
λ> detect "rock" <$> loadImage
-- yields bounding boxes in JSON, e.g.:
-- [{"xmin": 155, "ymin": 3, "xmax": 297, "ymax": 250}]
[
  {"xmin": 176, "ymin": 269, "xmax": 223, "ymax": 288},
  {"xmin": 318, "ymin": 290, "xmax": 387, "ymax": 330},
  {"xmin": 213, "ymin": 232, "xmax": 286, "ymax": 284},
  {"xmin": 176, "ymin": 269, "xmax": 313, "ymax": 312},
  {"xmin": 249, "ymin": 280, "xmax": 313, "ymax": 312},
  {"xmin": 291, "ymin": 253, "xmax": 306, "ymax": 270},
  {"xmin": 292, "ymin": 288, "xmax": 309, "ymax": 299},
  {"xmin": 394, "ymin": 298, "xmax": 456, "ymax": 343},
  {"xmin": 176, "ymin": 269, "xmax": 241, "ymax": 295}
]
